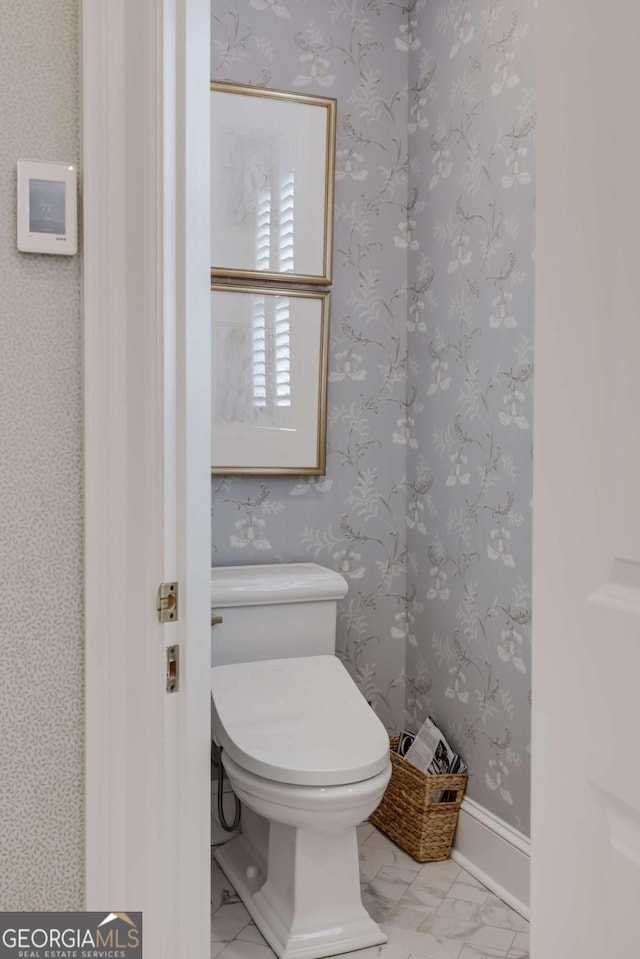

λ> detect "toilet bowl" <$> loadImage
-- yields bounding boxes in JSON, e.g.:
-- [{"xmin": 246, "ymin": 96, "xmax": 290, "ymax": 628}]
[
  {"xmin": 210, "ymin": 565, "xmax": 392, "ymax": 959},
  {"xmin": 217, "ymin": 754, "xmax": 390, "ymax": 959}
]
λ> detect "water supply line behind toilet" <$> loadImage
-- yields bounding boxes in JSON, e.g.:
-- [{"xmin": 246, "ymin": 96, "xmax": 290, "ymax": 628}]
[
  {"xmin": 211, "ymin": 611, "xmax": 241, "ymax": 832},
  {"xmin": 212, "ymin": 740, "xmax": 241, "ymax": 832}
]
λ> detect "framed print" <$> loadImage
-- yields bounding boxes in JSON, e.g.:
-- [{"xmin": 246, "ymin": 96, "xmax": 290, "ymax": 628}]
[
  {"xmin": 211, "ymin": 284, "xmax": 330, "ymax": 474},
  {"xmin": 210, "ymin": 82, "xmax": 336, "ymax": 285}
]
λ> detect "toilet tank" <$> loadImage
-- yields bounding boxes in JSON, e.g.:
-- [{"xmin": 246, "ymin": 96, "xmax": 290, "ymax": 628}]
[{"xmin": 211, "ymin": 563, "xmax": 349, "ymax": 667}]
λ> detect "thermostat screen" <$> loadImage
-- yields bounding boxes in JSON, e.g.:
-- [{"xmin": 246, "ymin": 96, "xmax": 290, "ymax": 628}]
[{"xmin": 29, "ymin": 178, "xmax": 65, "ymax": 235}]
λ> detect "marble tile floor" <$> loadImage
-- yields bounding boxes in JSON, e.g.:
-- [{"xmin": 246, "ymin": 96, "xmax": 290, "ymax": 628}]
[{"xmin": 211, "ymin": 821, "xmax": 529, "ymax": 959}]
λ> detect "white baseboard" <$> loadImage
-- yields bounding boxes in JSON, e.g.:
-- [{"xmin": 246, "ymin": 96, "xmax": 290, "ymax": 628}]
[{"xmin": 451, "ymin": 797, "xmax": 530, "ymax": 920}]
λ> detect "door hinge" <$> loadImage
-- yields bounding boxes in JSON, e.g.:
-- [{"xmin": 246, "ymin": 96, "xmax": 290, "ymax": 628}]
[
  {"xmin": 157, "ymin": 581, "xmax": 178, "ymax": 623},
  {"xmin": 166, "ymin": 644, "xmax": 179, "ymax": 693}
]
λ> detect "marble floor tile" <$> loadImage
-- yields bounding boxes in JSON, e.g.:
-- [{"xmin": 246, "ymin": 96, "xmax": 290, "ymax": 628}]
[
  {"xmin": 483, "ymin": 897, "xmax": 528, "ymax": 933},
  {"xmin": 404, "ymin": 873, "xmax": 452, "ymax": 911},
  {"xmin": 458, "ymin": 946, "xmax": 509, "ymax": 959},
  {"xmin": 211, "ymin": 939, "xmax": 231, "ymax": 959},
  {"xmin": 369, "ymin": 865, "xmax": 418, "ymax": 903},
  {"xmin": 360, "ymin": 843, "xmax": 424, "ymax": 876},
  {"xmin": 506, "ymin": 931, "xmax": 529, "ymax": 958},
  {"xmin": 361, "ymin": 885, "xmax": 398, "ymax": 925},
  {"xmin": 347, "ymin": 944, "xmax": 411, "ymax": 959},
  {"xmin": 436, "ymin": 895, "xmax": 528, "ymax": 933},
  {"xmin": 360, "ymin": 833, "xmax": 424, "ymax": 873},
  {"xmin": 211, "ymin": 823, "xmax": 529, "ymax": 959},
  {"xmin": 415, "ymin": 859, "xmax": 461, "ymax": 890},
  {"xmin": 358, "ymin": 821, "xmax": 377, "ymax": 843},
  {"xmin": 212, "ymin": 859, "xmax": 241, "ymax": 913},
  {"xmin": 385, "ymin": 901, "xmax": 439, "ymax": 932},
  {"xmin": 381, "ymin": 924, "xmax": 463, "ymax": 959},
  {"xmin": 361, "ymin": 855, "xmax": 385, "ymax": 883},
  {"xmin": 446, "ymin": 870, "xmax": 491, "ymax": 905},
  {"xmin": 364, "ymin": 828, "xmax": 406, "ymax": 850},
  {"xmin": 235, "ymin": 924, "xmax": 271, "ymax": 947},
  {"xmin": 217, "ymin": 940, "xmax": 276, "ymax": 959},
  {"xmin": 212, "ymin": 901, "xmax": 252, "ymax": 943},
  {"xmin": 419, "ymin": 917, "xmax": 515, "ymax": 955}
]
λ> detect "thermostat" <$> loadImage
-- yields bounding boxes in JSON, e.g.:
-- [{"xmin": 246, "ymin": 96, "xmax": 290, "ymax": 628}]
[{"xmin": 17, "ymin": 159, "xmax": 77, "ymax": 255}]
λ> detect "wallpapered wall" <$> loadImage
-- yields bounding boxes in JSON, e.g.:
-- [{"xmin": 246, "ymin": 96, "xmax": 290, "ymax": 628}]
[
  {"xmin": 212, "ymin": 0, "xmax": 535, "ymax": 833},
  {"xmin": 0, "ymin": 1, "xmax": 84, "ymax": 906},
  {"xmin": 211, "ymin": 0, "xmax": 412, "ymax": 731},
  {"xmin": 405, "ymin": 0, "xmax": 535, "ymax": 834}
]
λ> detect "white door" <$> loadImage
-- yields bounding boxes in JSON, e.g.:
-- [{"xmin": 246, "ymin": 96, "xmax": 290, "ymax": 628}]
[
  {"xmin": 532, "ymin": 1, "xmax": 640, "ymax": 955},
  {"xmin": 83, "ymin": 2, "xmax": 211, "ymax": 957}
]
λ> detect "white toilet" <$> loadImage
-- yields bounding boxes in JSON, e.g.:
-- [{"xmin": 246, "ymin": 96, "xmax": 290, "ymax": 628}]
[{"xmin": 210, "ymin": 562, "xmax": 392, "ymax": 959}]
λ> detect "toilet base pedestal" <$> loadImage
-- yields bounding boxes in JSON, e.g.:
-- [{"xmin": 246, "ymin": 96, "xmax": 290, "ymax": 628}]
[{"xmin": 215, "ymin": 822, "xmax": 387, "ymax": 959}]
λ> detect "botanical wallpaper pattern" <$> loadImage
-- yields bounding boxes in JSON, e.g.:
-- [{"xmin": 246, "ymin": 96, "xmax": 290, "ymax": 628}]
[
  {"xmin": 405, "ymin": 0, "xmax": 535, "ymax": 834},
  {"xmin": 211, "ymin": 0, "xmax": 535, "ymax": 834},
  {"xmin": 211, "ymin": 0, "xmax": 412, "ymax": 732}
]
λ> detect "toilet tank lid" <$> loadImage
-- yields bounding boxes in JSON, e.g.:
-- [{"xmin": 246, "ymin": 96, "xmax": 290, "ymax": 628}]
[{"xmin": 211, "ymin": 563, "xmax": 348, "ymax": 608}]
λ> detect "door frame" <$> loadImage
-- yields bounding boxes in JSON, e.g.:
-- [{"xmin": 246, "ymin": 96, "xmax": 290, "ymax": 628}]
[{"xmin": 82, "ymin": 1, "xmax": 211, "ymax": 955}]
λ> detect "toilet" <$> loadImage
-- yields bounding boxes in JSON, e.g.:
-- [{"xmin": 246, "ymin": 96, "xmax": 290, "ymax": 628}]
[{"xmin": 210, "ymin": 562, "xmax": 392, "ymax": 959}]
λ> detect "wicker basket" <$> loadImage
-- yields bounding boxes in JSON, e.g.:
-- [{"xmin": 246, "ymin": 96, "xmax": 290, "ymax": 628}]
[{"xmin": 370, "ymin": 735, "xmax": 467, "ymax": 862}]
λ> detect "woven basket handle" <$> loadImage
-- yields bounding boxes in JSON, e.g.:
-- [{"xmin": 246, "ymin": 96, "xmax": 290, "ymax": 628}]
[{"xmin": 426, "ymin": 783, "xmax": 465, "ymax": 805}]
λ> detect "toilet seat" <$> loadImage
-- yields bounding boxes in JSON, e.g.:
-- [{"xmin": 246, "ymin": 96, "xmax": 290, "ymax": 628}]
[{"xmin": 211, "ymin": 654, "xmax": 390, "ymax": 787}]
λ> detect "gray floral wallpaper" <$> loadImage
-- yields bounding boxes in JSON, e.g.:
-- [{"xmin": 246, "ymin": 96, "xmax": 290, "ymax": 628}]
[
  {"xmin": 211, "ymin": 0, "xmax": 412, "ymax": 732},
  {"xmin": 212, "ymin": 0, "xmax": 535, "ymax": 834},
  {"xmin": 405, "ymin": 0, "xmax": 535, "ymax": 834}
]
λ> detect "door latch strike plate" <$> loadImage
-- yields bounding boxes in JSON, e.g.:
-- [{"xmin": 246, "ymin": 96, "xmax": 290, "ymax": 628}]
[
  {"xmin": 166, "ymin": 644, "xmax": 179, "ymax": 693},
  {"xmin": 157, "ymin": 582, "xmax": 178, "ymax": 623}
]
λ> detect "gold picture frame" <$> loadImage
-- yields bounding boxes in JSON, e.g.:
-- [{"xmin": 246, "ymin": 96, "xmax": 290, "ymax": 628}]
[
  {"xmin": 210, "ymin": 81, "xmax": 336, "ymax": 285},
  {"xmin": 211, "ymin": 284, "xmax": 330, "ymax": 475}
]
